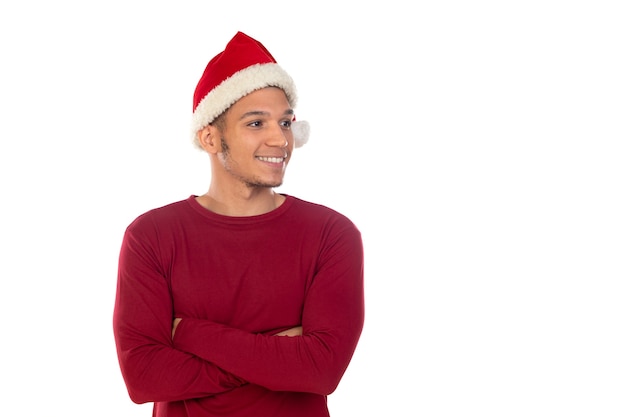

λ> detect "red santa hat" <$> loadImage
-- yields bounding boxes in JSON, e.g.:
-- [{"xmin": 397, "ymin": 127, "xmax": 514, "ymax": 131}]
[{"xmin": 191, "ymin": 31, "xmax": 310, "ymax": 148}]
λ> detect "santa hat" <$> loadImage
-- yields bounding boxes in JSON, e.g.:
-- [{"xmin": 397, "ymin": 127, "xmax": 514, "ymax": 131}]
[{"xmin": 191, "ymin": 31, "xmax": 310, "ymax": 148}]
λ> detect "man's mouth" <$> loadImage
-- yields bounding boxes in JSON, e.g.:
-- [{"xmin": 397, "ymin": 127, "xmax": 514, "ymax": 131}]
[{"xmin": 257, "ymin": 156, "xmax": 286, "ymax": 163}]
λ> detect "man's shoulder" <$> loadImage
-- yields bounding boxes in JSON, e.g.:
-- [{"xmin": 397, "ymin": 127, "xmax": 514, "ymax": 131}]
[
  {"xmin": 127, "ymin": 197, "xmax": 192, "ymax": 229},
  {"xmin": 286, "ymin": 195, "xmax": 358, "ymax": 228},
  {"xmin": 287, "ymin": 195, "xmax": 339, "ymax": 214}
]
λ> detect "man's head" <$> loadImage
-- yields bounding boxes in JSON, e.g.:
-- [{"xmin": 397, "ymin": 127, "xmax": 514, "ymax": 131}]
[
  {"xmin": 197, "ymin": 86, "xmax": 295, "ymax": 189},
  {"xmin": 191, "ymin": 32, "xmax": 309, "ymax": 149}
]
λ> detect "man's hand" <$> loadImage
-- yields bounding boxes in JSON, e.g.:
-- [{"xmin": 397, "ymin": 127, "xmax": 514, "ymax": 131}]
[
  {"xmin": 172, "ymin": 318, "xmax": 182, "ymax": 339},
  {"xmin": 273, "ymin": 326, "xmax": 302, "ymax": 337},
  {"xmin": 172, "ymin": 319, "xmax": 301, "ymax": 339}
]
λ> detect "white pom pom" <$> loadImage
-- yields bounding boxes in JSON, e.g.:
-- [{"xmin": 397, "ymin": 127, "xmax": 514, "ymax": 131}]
[{"xmin": 292, "ymin": 120, "xmax": 310, "ymax": 148}]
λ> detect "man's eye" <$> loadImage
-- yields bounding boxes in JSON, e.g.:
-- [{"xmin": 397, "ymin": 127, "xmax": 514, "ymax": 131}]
[
  {"xmin": 281, "ymin": 120, "xmax": 292, "ymax": 128},
  {"xmin": 248, "ymin": 121, "xmax": 262, "ymax": 127}
]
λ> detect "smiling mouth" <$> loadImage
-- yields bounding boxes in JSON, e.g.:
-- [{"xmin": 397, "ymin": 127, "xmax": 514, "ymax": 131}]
[{"xmin": 257, "ymin": 156, "xmax": 286, "ymax": 163}]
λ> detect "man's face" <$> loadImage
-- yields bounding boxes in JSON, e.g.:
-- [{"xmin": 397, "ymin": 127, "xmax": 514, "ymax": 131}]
[{"xmin": 216, "ymin": 87, "xmax": 295, "ymax": 189}]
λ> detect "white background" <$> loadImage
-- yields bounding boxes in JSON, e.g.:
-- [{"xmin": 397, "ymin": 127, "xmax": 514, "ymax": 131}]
[{"xmin": 1, "ymin": 1, "xmax": 625, "ymax": 416}]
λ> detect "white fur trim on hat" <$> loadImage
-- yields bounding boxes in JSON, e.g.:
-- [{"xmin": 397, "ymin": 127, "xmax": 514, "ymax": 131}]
[{"xmin": 292, "ymin": 120, "xmax": 310, "ymax": 148}]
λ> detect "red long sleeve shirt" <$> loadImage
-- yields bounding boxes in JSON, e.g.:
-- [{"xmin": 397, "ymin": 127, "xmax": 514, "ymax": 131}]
[{"xmin": 113, "ymin": 195, "xmax": 365, "ymax": 417}]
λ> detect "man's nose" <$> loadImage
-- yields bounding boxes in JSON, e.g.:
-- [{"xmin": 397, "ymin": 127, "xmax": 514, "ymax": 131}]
[{"xmin": 265, "ymin": 123, "xmax": 289, "ymax": 147}]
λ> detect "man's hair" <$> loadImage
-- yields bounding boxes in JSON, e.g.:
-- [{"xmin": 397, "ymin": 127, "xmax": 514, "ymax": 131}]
[{"xmin": 210, "ymin": 111, "xmax": 227, "ymax": 133}]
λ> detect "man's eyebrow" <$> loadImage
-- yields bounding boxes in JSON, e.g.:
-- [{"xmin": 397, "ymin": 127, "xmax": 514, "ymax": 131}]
[{"xmin": 239, "ymin": 109, "xmax": 294, "ymax": 120}]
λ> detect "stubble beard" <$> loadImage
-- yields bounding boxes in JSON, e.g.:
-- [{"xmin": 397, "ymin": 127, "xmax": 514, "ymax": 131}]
[{"xmin": 220, "ymin": 136, "xmax": 284, "ymax": 189}]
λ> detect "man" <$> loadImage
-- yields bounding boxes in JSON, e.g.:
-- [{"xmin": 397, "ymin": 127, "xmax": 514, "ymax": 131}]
[{"xmin": 113, "ymin": 31, "xmax": 365, "ymax": 417}]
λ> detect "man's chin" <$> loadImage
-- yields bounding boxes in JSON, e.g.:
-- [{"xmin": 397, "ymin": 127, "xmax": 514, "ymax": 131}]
[{"xmin": 246, "ymin": 180, "xmax": 283, "ymax": 189}]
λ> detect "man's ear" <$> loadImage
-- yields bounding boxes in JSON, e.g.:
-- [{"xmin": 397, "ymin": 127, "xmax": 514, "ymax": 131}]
[{"xmin": 198, "ymin": 125, "xmax": 220, "ymax": 154}]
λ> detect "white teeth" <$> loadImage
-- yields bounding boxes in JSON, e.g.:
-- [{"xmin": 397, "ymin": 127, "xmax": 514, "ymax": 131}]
[{"xmin": 258, "ymin": 156, "xmax": 284, "ymax": 163}]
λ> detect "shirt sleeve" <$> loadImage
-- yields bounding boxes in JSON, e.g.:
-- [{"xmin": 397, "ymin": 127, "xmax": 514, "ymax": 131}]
[
  {"xmin": 172, "ymin": 218, "xmax": 365, "ymax": 395},
  {"xmin": 113, "ymin": 220, "xmax": 246, "ymax": 404}
]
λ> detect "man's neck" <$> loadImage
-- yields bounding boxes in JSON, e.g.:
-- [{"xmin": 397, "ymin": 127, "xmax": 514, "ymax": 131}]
[{"xmin": 196, "ymin": 187, "xmax": 284, "ymax": 217}]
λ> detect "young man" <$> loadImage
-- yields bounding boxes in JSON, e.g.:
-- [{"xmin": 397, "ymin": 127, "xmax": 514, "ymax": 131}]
[{"xmin": 113, "ymin": 32, "xmax": 365, "ymax": 417}]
